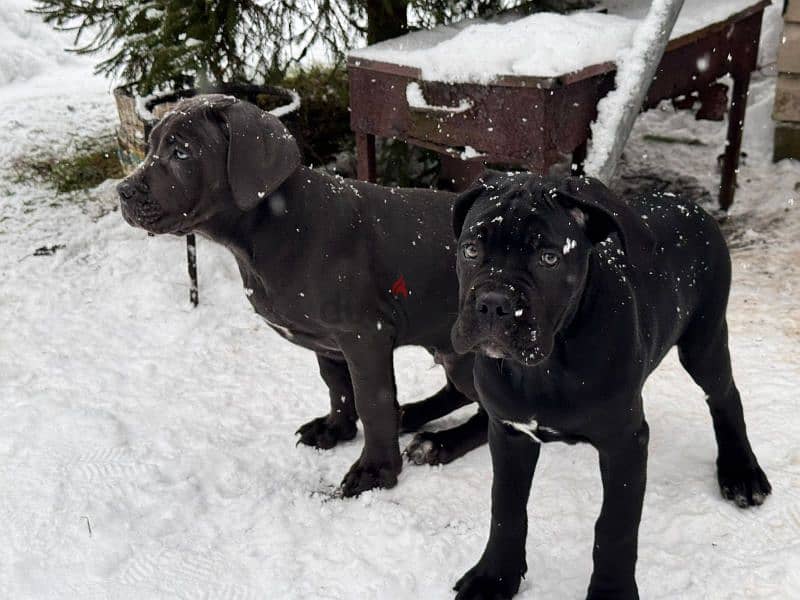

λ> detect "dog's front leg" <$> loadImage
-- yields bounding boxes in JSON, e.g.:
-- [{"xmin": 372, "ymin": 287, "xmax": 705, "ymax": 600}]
[
  {"xmin": 455, "ymin": 418, "xmax": 540, "ymax": 600},
  {"xmin": 338, "ymin": 333, "xmax": 402, "ymax": 497},
  {"xmin": 587, "ymin": 420, "xmax": 649, "ymax": 600}
]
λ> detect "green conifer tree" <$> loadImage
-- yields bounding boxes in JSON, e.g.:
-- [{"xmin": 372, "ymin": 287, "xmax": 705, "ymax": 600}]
[
  {"xmin": 31, "ymin": 0, "xmax": 361, "ymax": 95},
  {"xmin": 31, "ymin": 1, "xmax": 586, "ymax": 95}
]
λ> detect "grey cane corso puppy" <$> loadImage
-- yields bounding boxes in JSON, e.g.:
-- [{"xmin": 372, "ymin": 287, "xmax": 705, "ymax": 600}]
[
  {"xmin": 117, "ymin": 94, "xmax": 489, "ymax": 496},
  {"xmin": 449, "ymin": 172, "xmax": 771, "ymax": 599}
]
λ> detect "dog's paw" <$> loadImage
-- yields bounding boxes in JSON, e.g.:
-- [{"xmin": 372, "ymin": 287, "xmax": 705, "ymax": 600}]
[
  {"xmin": 405, "ymin": 432, "xmax": 446, "ymax": 465},
  {"xmin": 717, "ymin": 460, "xmax": 772, "ymax": 508},
  {"xmin": 296, "ymin": 415, "xmax": 357, "ymax": 450},
  {"xmin": 586, "ymin": 576, "xmax": 639, "ymax": 600},
  {"xmin": 454, "ymin": 566, "xmax": 521, "ymax": 600},
  {"xmin": 340, "ymin": 455, "xmax": 401, "ymax": 497}
]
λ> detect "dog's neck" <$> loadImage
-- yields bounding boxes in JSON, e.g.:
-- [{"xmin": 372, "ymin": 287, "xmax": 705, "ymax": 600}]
[
  {"xmin": 193, "ymin": 167, "xmax": 314, "ymax": 262},
  {"xmin": 194, "ymin": 204, "xmax": 266, "ymax": 262}
]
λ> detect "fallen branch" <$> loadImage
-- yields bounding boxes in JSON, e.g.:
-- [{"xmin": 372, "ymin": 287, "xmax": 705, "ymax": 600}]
[{"xmin": 584, "ymin": 0, "xmax": 685, "ymax": 183}]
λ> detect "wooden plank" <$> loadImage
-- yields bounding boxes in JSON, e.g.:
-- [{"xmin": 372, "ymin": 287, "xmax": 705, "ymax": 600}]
[
  {"xmin": 773, "ymin": 75, "xmax": 800, "ymax": 121},
  {"xmin": 355, "ymin": 133, "xmax": 376, "ymax": 182},
  {"xmin": 786, "ymin": 0, "xmax": 800, "ymax": 23},
  {"xmin": 777, "ymin": 23, "xmax": 800, "ymax": 74},
  {"xmin": 719, "ymin": 70, "xmax": 752, "ymax": 210},
  {"xmin": 774, "ymin": 121, "xmax": 800, "ymax": 161}
]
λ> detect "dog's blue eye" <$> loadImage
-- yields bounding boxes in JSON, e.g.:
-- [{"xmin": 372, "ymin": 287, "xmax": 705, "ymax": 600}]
[
  {"xmin": 541, "ymin": 251, "xmax": 559, "ymax": 267},
  {"xmin": 174, "ymin": 148, "xmax": 189, "ymax": 160},
  {"xmin": 463, "ymin": 243, "xmax": 479, "ymax": 260}
]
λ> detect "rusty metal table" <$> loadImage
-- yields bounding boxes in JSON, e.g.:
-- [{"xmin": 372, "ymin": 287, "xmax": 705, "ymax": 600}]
[{"xmin": 348, "ymin": 1, "xmax": 768, "ymax": 208}]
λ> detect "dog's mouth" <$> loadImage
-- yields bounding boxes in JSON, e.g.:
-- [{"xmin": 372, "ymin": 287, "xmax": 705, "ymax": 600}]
[
  {"xmin": 479, "ymin": 336, "xmax": 548, "ymax": 366},
  {"xmin": 142, "ymin": 219, "xmax": 192, "ymax": 236},
  {"xmin": 451, "ymin": 279, "xmax": 558, "ymax": 365},
  {"xmin": 119, "ymin": 197, "xmax": 192, "ymax": 236},
  {"xmin": 452, "ymin": 304, "xmax": 551, "ymax": 366},
  {"xmin": 120, "ymin": 195, "xmax": 160, "ymax": 224}
]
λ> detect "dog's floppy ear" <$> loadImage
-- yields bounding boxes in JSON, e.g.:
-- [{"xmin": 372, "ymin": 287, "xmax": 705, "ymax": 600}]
[
  {"xmin": 557, "ymin": 176, "xmax": 655, "ymax": 263},
  {"xmin": 214, "ymin": 98, "xmax": 302, "ymax": 211},
  {"xmin": 452, "ymin": 185, "xmax": 484, "ymax": 239}
]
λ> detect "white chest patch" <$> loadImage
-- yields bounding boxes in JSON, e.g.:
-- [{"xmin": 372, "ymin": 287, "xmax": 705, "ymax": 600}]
[
  {"xmin": 502, "ymin": 418, "xmax": 560, "ymax": 443},
  {"xmin": 503, "ymin": 418, "xmax": 542, "ymax": 442},
  {"xmin": 262, "ymin": 316, "xmax": 294, "ymax": 339}
]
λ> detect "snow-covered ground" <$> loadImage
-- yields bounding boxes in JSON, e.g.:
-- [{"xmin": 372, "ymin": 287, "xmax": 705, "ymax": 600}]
[{"xmin": 1, "ymin": 2, "xmax": 799, "ymax": 599}]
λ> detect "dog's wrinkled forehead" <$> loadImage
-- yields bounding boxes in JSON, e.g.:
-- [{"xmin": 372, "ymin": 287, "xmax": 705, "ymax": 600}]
[
  {"xmin": 149, "ymin": 95, "xmax": 236, "ymax": 145},
  {"xmin": 465, "ymin": 174, "xmax": 575, "ymax": 242}
]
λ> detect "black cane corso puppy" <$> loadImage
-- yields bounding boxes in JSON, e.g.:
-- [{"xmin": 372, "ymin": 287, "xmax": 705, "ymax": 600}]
[
  {"xmin": 449, "ymin": 172, "xmax": 771, "ymax": 599},
  {"xmin": 117, "ymin": 94, "xmax": 489, "ymax": 496}
]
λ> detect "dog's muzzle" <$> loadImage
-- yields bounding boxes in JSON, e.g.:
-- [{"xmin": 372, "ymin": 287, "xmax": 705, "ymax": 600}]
[
  {"xmin": 453, "ymin": 283, "xmax": 549, "ymax": 365},
  {"xmin": 117, "ymin": 179, "xmax": 162, "ymax": 228},
  {"xmin": 472, "ymin": 289, "xmax": 522, "ymax": 354}
]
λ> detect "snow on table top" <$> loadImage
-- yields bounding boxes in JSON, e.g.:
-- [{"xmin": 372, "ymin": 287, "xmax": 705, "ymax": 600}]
[{"xmin": 349, "ymin": 0, "xmax": 762, "ymax": 83}]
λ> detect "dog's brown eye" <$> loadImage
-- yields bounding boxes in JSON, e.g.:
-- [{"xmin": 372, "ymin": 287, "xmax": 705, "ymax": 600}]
[
  {"xmin": 541, "ymin": 251, "xmax": 559, "ymax": 267},
  {"xmin": 463, "ymin": 243, "xmax": 479, "ymax": 260}
]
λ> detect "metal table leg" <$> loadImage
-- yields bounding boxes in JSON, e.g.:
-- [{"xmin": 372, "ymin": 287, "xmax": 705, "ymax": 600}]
[{"xmin": 718, "ymin": 70, "xmax": 751, "ymax": 211}]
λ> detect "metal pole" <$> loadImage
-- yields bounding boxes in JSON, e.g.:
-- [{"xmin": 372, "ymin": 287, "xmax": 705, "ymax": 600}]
[
  {"xmin": 584, "ymin": 0, "xmax": 685, "ymax": 184},
  {"xmin": 187, "ymin": 234, "xmax": 198, "ymax": 307}
]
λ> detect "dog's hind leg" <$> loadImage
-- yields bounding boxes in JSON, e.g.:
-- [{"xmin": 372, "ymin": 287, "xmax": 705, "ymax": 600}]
[
  {"xmin": 296, "ymin": 354, "xmax": 358, "ymax": 449},
  {"xmin": 400, "ymin": 352, "xmax": 477, "ymax": 432},
  {"xmin": 405, "ymin": 408, "xmax": 488, "ymax": 465},
  {"xmin": 399, "ymin": 382, "xmax": 473, "ymax": 432},
  {"xmin": 402, "ymin": 352, "xmax": 487, "ymax": 465},
  {"xmin": 677, "ymin": 317, "xmax": 771, "ymax": 507}
]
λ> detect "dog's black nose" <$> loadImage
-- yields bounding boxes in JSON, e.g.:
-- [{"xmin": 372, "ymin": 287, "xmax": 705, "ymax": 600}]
[
  {"xmin": 477, "ymin": 291, "xmax": 513, "ymax": 320},
  {"xmin": 117, "ymin": 181, "xmax": 134, "ymax": 200},
  {"xmin": 117, "ymin": 179, "xmax": 149, "ymax": 200}
]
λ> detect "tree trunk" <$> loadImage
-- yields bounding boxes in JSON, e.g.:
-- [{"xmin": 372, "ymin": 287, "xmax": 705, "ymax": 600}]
[{"xmin": 366, "ymin": 0, "xmax": 409, "ymax": 44}]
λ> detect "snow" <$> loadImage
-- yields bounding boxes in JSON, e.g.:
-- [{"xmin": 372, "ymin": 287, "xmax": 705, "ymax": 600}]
[
  {"xmin": 0, "ymin": 0, "xmax": 82, "ymax": 86},
  {"xmin": 136, "ymin": 87, "xmax": 301, "ymax": 127},
  {"xmin": 406, "ymin": 81, "xmax": 473, "ymax": 113},
  {"xmin": 350, "ymin": 0, "xmax": 765, "ymax": 83},
  {"xmin": 459, "ymin": 145, "xmax": 484, "ymax": 160},
  {"xmin": 269, "ymin": 88, "xmax": 301, "ymax": 119},
  {"xmin": 1, "ymin": 2, "xmax": 800, "ymax": 599}
]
